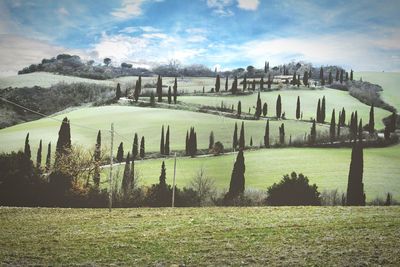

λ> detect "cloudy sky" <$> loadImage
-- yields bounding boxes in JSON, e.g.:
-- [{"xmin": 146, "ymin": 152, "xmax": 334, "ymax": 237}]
[{"xmin": 0, "ymin": 0, "xmax": 399, "ymax": 76}]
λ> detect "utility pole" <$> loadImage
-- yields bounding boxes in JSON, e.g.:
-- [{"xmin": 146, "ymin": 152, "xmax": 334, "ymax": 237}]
[
  {"xmin": 172, "ymin": 152, "xmax": 177, "ymax": 208},
  {"xmin": 109, "ymin": 123, "xmax": 114, "ymax": 212}
]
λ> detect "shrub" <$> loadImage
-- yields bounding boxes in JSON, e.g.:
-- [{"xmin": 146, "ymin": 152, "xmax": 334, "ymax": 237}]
[{"xmin": 265, "ymin": 172, "xmax": 321, "ymax": 206}]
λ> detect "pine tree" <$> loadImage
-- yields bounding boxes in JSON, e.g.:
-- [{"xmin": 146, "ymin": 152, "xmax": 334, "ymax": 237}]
[
  {"xmin": 239, "ymin": 122, "xmax": 245, "ymax": 149},
  {"xmin": 36, "ymin": 139, "xmax": 42, "ymax": 168},
  {"xmin": 268, "ymin": 74, "xmax": 271, "ymax": 89},
  {"xmin": 316, "ymin": 99, "xmax": 321, "ymax": 123},
  {"xmin": 237, "ymin": 101, "xmax": 241, "ymax": 118},
  {"xmin": 215, "ymin": 74, "xmax": 220, "ymax": 92},
  {"xmin": 164, "ymin": 126, "xmax": 170, "ymax": 155},
  {"xmin": 276, "ymin": 94, "xmax": 282, "ymax": 119},
  {"xmin": 45, "ymin": 142, "xmax": 51, "ymax": 172},
  {"xmin": 350, "ymin": 70, "xmax": 354, "ymax": 81},
  {"xmin": 160, "ymin": 125, "xmax": 165, "ymax": 155},
  {"xmin": 132, "ymin": 133, "xmax": 138, "ymax": 159},
  {"xmin": 296, "ymin": 96, "xmax": 301, "ymax": 120},
  {"xmin": 340, "ymin": 70, "xmax": 344, "ymax": 84},
  {"xmin": 226, "ymin": 149, "xmax": 245, "ymax": 199},
  {"xmin": 260, "ymin": 77, "xmax": 264, "ymax": 91},
  {"xmin": 368, "ymin": 104, "xmax": 374, "ymax": 134},
  {"xmin": 156, "ymin": 75, "xmax": 163, "ymax": 102},
  {"xmin": 263, "ymin": 102, "xmax": 268, "ymax": 117},
  {"xmin": 233, "ymin": 122, "xmax": 238, "ymax": 150},
  {"xmin": 321, "ymin": 96, "xmax": 326, "ymax": 123},
  {"xmin": 310, "ymin": 120, "xmax": 317, "ymax": 145},
  {"xmin": 93, "ymin": 131, "xmax": 101, "ymax": 187},
  {"xmin": 279, "ymin": 123, "xmax": 285, "ymax": 144},
  {"xmin": 320, "ymin": 67, "xmax": 325, "ymax": 86},
  {"xmin": 24, "ymin": 133, "xmax": 31, "ymax": 160},
  {"xmin": 346, "ymin": 142, "xmax": 365, "ymax": 206},
  {"xmin": 255, "ymin": 92, "xmax": 262, "ymax": 119},
  {"xmin": 173, "ymin": 77, "xmax": 178, "ymax": 104},
  {"xmin": 303, "ymin": 71, "xmax": 309, "ymax": 86},
  {"xmin": 330, "ymin": 109, "xmax": 336, "ymax": 143},
  {"xmin": 140, "ymin": 137, "xmax": 145, "ymax": 159},
  {"xmin": 209, "ymin": 131, "xmax": 214, "ymax": 150},
  {"xmin": 167, "ymin": 86, "xmax": 172, "ymax": 104},
  {"xmin": 55, "ymin": 117, "xmax": 71, "ymax": 165},
  {"xmin": 328, "ymin": 71, "xmax": 333, "ymax": 84},
  {"xmin": 232, "ymin": 76, "xmax": 238, "ymax": 94},
  {"xmin": 225, "ymin": 76, "xmax": 228, "ymax": 91},
  {"xmin": 117, "ymin": 142, "xmax": 124, "ymax": 162},
  {"xmin": 264, "ymin": 120, "xmax": 270, "ymax": 148},
  {"xmin": 116, "ymin": 83, "xmax": 121, "ymax": 100},
  {"xmin": 242, "ymin": 74, "xmax": 247, "ymax": 91}
]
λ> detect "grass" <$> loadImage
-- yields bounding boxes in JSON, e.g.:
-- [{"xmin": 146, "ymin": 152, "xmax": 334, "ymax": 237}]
[
  {"xmin": 180, "ymin": 87, "xmax": 392, "ymax": 129},
  {"xmin": 106, "ymin": 144, "xmax": 400, "ymax": 200},
  {"xmin": 0, "ymin": 105, "xmax": 328, "ymax": 155},
  {"xmin": 0, "ymin": 206, "xmax": 399, "ymax": 266},
  {"xmin": 355, "ymin": 72, "xmax": 400, "ymax": 110}
]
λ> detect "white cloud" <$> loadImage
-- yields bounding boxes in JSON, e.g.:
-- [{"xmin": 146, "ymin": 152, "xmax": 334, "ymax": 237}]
[
  {"xmin": 207, "ymin": 0, "xmax": 234, "ymax": 16},
  {"xmin": 119, "ymin": 26, "xmax": 161, "ymax": 34},
  {"xmin": 57, "ymin": 7, "xmax": 69, "ymax": 16},
  {"xmin": 237, "ymin": 0, "xmax": 259, "ymax": 11},
  {"xmin": 111, "ymin": 0, "xmax": 145, "ymax": 19}
]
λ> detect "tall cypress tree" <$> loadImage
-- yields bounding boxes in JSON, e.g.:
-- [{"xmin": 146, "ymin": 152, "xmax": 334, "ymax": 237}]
[
  {"xmin": 140, "ymin": 137, "xmax": 145, "ymax": 159},
  {"xmin": 167, "ymin": 86, "xmax": 172, "ymax": 104},
  {"xmin": 93, "ymin": 130, "xmax": 101, "ymax": 187},
  {"xmin": 117, "ymin": 142, "xmax": 124, "ymax": 162},
  {"xmin": 303, "ymin": 71, "xmax": 309, "ymax": 86},
  {"xmin": 173, "ymin": 77, "xmax": 178, "ymax": 104},
  {"xmin": 255, "ymin": 92, "xmax": 262, "ymax": 119},
  {"xmin": 297, "ymin": 75, "xmax": 300, "ymax": 87},
  {"xmin": 279, "ymin": 123, "xmax": 285, "ymax": 144},
  {"xmin": 252, "ymin": 79, "xmax": 256, "ymax": 91},
  {"xmin": 242, "ymin": 74, "xmax": 247, "ymax": 91},
  {"xmin": 185, "ymin": 131, "xmax": 189, "ymax": 155},
  {"xmin": 24, "ymin": 133, "xmax": 31, "ymax": 160},
  {"xmin": 341, "ymin": 107, "xmax": 346, "ymax": 126},
  {"xmin": 368, "ymin": 104, "xmax": 374, "ymax": 134},
  {"xmin": 296, "ymin": 96, "xmax": 301, "ymax": 120},
  {"xmin": 330, "ymin": 109, "xmax": 336, "ymax": 143},
  {"xmin": 226, "ymin": 149, "xmax": 245, "ymax": 199},
  {"xmin": 55, "ymin": 117, "xmax": 71, "ymax": 165},
  {"xmin": 159, "ymin": 161, "xmax": 167, "ymax": 189},
  {"xmin": 268, "ymin": 74, "xmax": 271, "ymax": 89},
  {"xmin": 134, "ymin": 80, "xmax": 139, "ymax": 102},
  {"xmin": 132, "ymin": 133, "xmax": 138, "ymax": 159},
  {"xmin": 264, "ymin": 120, "xmax": 270, "ymax": 148},
  {"xmin": 340, "ymin": 70, "xmax": 344, "ymax": 84},
  {"xmin": 233, "ymin": 122, "xmax": 238, "ymax": 150},
  {"xmin": 350, "ymin": 70, "xmax": 354, "ymax": 81},
  {"xmin": 122, "ymin": 153, "xmax": 131, "ymax": 196},
  {"xmin": 160, "ymin": 125, "xmax": 165, "ymax": 155},
  {"xmin": 45, "ymin": 142, "xmax": 51, "ymax": 172},
  {"xmin": 358, "ymin": 119, "xmax": 363, "ymax": 141},
  {"xmin": 116, "ymin": 83, "xmax": 121, "ymax": 100},
  {"xmin": 316, "ymin": 99, "xmax": 321, "ymax": 123},
  {"xmin": 328, "ymin": 71, "xmax": 333, "ymax": 84},
  {"xmin": 232, "ymin": 76, "xmax": 238, "ymax": 94},
  {"xmin": 292, "ymin": 72, "xmax": 297, "ymax": 85},
  {"xmin": 345, "ymin": 72, "xmax": 349, "ymax": 81},
  {"xmin": 335, "ymin": 69, "xmax": 339, "ymax": 81},
  {"xmin": 337, "ymin": 117, "xmax": 341, "ymax": 137},
  {"xmin": 320, "ymin": 67, "xmax": 325, "ymax": 86},
  {"xmin": 209, "ymin": 131, "xmax": 214, "ymax": 150},
  {"xmin": 239, "ymin": 122, "xmax": 245, "ymax": 149},
  {"xmin": 310, "ymin": 119, "xmax": 317, "ymax": 145},
  {"xmin": 346, "ymin": 142, "xmax": 365, "ymax": 206},
  {"xmin": 156, "ymin": 75, "xmax": 163, "ymax": 102},
  {"xmin": 164, "ymin": 126, "xmax": 170, "ymax": 155},
  {"xmin": 260, "ymin": 77, "xmax": 264, "ymax": 91},
  {"xmin": 276, "ymin": 94, "xmax": 282, "ymax": 119},
  {"xmin": 237, "ymin": 101, "xmax": 241, "ymax": 118},
  {"xmin": 36, "ymin": 139, "xmax": 42, "ymax": 168},
  {"xmin": 215, "ymin": 74, "xmax": 220, "ymax": 92},
  {"xmin": 263, "ymin": 102, "xmax": 268, "ymax": 117},
  {"xmin": 225, "ymin": 76, "xmax": 228, "ymax": 91},
  {"xmin": 321, "ymin": 96, "xmax": 326, "ymax": 123}
]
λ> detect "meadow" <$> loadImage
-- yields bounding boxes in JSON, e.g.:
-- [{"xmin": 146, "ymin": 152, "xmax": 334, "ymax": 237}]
[
  {"xmin": 0, "ymin": 207, "xmax": 399, "ymax": 266},
  {"xmin": 106, "ymin": 144, "xmax": 400, "ymax": 200}
]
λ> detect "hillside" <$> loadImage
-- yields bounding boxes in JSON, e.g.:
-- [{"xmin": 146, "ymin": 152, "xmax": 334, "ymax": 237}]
[{"xmin": 0, "ymin": 207, "xmax": 399, "ymax": 266}]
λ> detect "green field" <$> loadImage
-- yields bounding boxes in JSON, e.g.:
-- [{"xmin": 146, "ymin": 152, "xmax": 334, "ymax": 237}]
[
  {"xmin": 106, "ymin": 144, "xmax": 400, "ymax": 200},
  {"xmin": 0, "ymin": 105, "xmax": 328, "ymax": 154},
  {"xmin": 180, "ymin": 87, "xmax": 391, "ymax": 129},
  {"xmin": 355, "ymin": 72, "xmax": 400, "ymax": 110},
  {"xmin": 0, "ymin": 207, "xmax": 399, "ymax": 265}
]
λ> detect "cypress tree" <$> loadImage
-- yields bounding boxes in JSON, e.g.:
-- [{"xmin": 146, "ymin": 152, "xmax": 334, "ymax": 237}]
[
  {"xmin": 164, "ymin": 126, "xmax": 170, "ymax": 155},
  {"xmin": 310, "ymin": 119, "xmax": 317, "ymax": 145},
  {"xmin": 255, "ymin": 92, "xmax": 262, "ymax": 119},
  {"xmin": 354, "ymin": 111, "xmax": 358, "ymax": 138},
  {"xmin": 185, "ymin": 131, "xmax": 189, "ymax": 155},
  {"xmin": 296, "ymin": 96, "xmax": 301, "ymax": 120},
  {"xmin": 36, "ymin": 139, "xmax": 42, "ymax": 168},
  {"xmin": 350, "ymin": 70, "xmax": 354, "ymax": 81},
  {"xmin": 340, "ymin": 70, "xmax": 344, "ymax": 84},
  {"xmin": 167, "ymin": 86, "xmax": 172, "ymax": 104},
  {"xmin": 150, "ymin": 91, "xmax": 155, "ymax": 106},
  {"xmin": 368, "ymin": 104, "xmax": 374, "ymax": 134},
  {"xmin": 159, "ymin": 161, "xmax": 167, "ymax": 189},
  {"xmin": 346, "ymin": 142, "xmax": 365, "ymax": 206},
  {"xmin": 45, "ymin": 142, "xmax": 51, "ymax": 172},
  {"xmin": 116, "ymin": 83, "xmax": 121, "ymax": 100},
  {"xmin": 237, "ymin": 101, "xmax": 241, "ymax": 118},
  {"xmin": 130, "ymin": 157, "xmax": 135, "ymax": 190},
  {"xmin": 263, "ymin": 102, "xmax": 268, "ymax": 117},
  {"xmin": 250, "ymin": 137, "xmax": 253, "ymax": 147},
  {"xmin": 239, "ymin": 121, "xmax": 245, "ymax": 149},
  {"xmin": 279, "ymin": 123, "xmax": 285, "ymax": 144},
  {"xmin": 316, "ymin": 99, "xmax": 321, "ymax": 123},
  {"xmin": 252, "ymin": 79, "xmax": 256, "ymax": 91},
  {"xmin": 122, "ymin": 153, "xmax": 131, "ymax": 196},
  {"xmin": 309, "ymin": 69, "xmax": 312, "ymax": 79},
  {"xmin": 226, "ymin": 149, "xmax": 245, "ymax": 198},
  {"xmin": 320, "ymin": 67, "xmax": 325, "ymax": 86},
  {"xmin": 209, "ymin": 131, "xmax": 214, "ymax": 150},
  {"xmin": 264, "ymin": 61, "xmax": 269, "ymax": 73},
  {"xmin": 321, "ymin": 96, "xmax": 326, "ymax": 123},
  {"xmin": 336, "ymin": 69, "xmax": 339, "ymax": 81},
  {"xmin": 232, "ymin": 76, "xmax": 238, "ymax": 94},
  {"xmin": 93, "ymin": 131, "xmax": 101, "ymax": 187},
  {"xmin": 132, "ymin": 133, "xmax": 138, "ymax": 159},
  {"xmin": 260, "ymin": 77, "xmax": 264, "ymax": 91},
  {"xmin": 276, "ymin": 94, "xmax": 282, "ymax": 119},
  {"xmin": 173, "ymin": 77, "xmax": 178, "ymax": 104},
  {"xmin": 268, "ymin": 74, "xmax": 271, "ymax": 89},
  {"xmin": 341, "ymin": 107, "xmax": 346, "ymax": 126},
  {"xmin": 337, "ymin": 116, "xmax": 341, "ymax": 137},
  {"xmin": 264, "ymin": 120, "xmax": 270, "ymax": 148},
  {"xmin": 233, "ymin": 122, "xmax": 238, "ymax": 150},
  {"xmin": 156, "ymin": 75, "xmax": 163, "ymax": 102},
  {"xmin": 215, "ymin": 74, "xmax": 220, "ymax": 92},
  {"xmin": 297, "ymin": 75, "xmax": 300, "ymax": 87},
  {"xmin": 292, "ymin": 72, "xmax": 297, "ymax": 85},
  {"xmin": 134, "ymin": 80, "xmax": 140, "ymax": 102},
  {"xmin": 24, "ymin": 133, "xmax": 31, "ymax": 160},
  {"xmin": 140, "ymin": 137, "xmax": 145, "ymax": 159},
  {"xmin": 328, "ymin": 71, "xmax": 333, "ymax": 84},
  {"xmin": 303, "ymin": 71, "xmax": 309, "ymax": 86},
  {"xmin": 330, "ymin": 109, "xmax": 336, "ymax": 143},
  {"xmin": 55, "ymin": 117, "xmax": 71, "ymax": 165},
  {"xmin": 138, "ymin": 75, "xmax": 142, "ymax": 95},
  {"xmin": 345, "ymin": 72, "xmax": 349, "ymax": 81},
  {"xmin": 225, "ymin": 76, "xmax": 228, "ymax": 91},
  {"xmin": 117, "ymin": 142, "xmax": 124, "ymax": 162},
  {"xmin": 358, "ymin": 119, "xmax": 363, "ymax": 141},
  {"xmin": 160, "ymin": 125, "xmax": 165, "ymax": 155},
  {"xmin": 242, "ymin": 74, "xmax": 247, "ymax": 91}
]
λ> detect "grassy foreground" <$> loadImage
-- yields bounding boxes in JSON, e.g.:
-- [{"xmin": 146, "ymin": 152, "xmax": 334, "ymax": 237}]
[{"xmin": 0, "ymin": 207, "xmax": 399, "ymax": 266}]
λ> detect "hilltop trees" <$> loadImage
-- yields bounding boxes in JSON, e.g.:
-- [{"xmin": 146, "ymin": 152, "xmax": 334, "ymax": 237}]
[
  {"xmin": 264, "ymin": 120, "xmax": 270, "ymax": 148},
  {"xmin": 215, "ymin": 74, "xmax": 220, "ymax": 92},
  {"xmin": 276, "ymin": 94, "xmax": 282, "ymax": 119},
  {"xmin": 225, "ymin": 149, "xmax": 245, "ymax": 200},
  {"xmin": 173, "ymin": 77, "xmax": 178, "ymax": 104},
  {"xmin": 156, "ymin": 75, "xmax": 163, "ymax": 102},
  {"xmin": 346, "ymin": 142, "xmax": 365, "ymax": 206},
  {"xmin": 296, "ymin": 96, "xmax": 301, "ymax": 120},
  {"xmin": 335, "ymin": 69, "xmax": 339, "ymax": 81}
]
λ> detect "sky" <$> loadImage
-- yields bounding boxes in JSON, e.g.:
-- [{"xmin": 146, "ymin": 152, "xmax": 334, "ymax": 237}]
[{"xmin": 0, "ymin": 0, "xmax": 399, "ymax": 76}]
